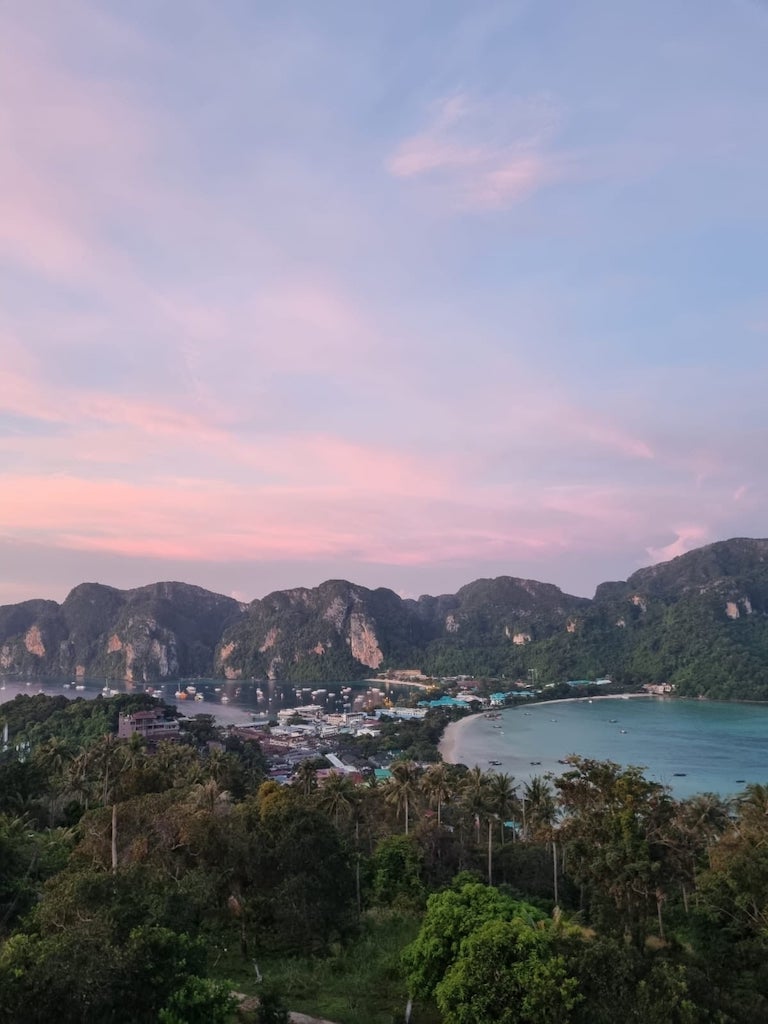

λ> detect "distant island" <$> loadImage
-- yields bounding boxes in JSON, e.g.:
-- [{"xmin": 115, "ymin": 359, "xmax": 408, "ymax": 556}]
[{"xmin": 2, "ymin": 537, "xmax": 768, "ymax": 700}]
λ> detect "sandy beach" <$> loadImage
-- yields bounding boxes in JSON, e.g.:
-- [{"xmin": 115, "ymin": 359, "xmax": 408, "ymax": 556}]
[{"xmin": 439, "ymin": 693, "xmax": 653, "ymax": 765}]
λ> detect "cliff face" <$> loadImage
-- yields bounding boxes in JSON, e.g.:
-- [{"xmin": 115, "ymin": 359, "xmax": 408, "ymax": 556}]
[
  {"xmin": 215, "ymin": 580, "xmax": 423, "ymax": 682},
  {"xmin": 2, "ymin": 538, "xmax": 768, "ymax": 694},
  {"xmin": 0, "ymin": 583, "xmax": 244, "ymax": 683}
]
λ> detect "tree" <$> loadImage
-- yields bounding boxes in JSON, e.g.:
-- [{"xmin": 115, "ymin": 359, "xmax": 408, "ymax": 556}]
[
  {"xmin": 422, "ymin": 762, "xmax": 452, "ymax": 828},
  {"xmin": 318, "ymin": 771, "xmax": 355, "ymax": 829},
  {"xmin": 486, "ymin": 772, "xmax": 517, "ymax": 844},
  {"xmin": 292, "ymin": 760, "xmax": 318, "ymax": 798},
  {"xmin": 435, "ymin": 917, "xmax": 582, "ymax": 1024},
  {"xmin": 402, "ymin": 878, "xmax": 546, "ymax": 1000},
  {"xmin": 460, "ymin": 765, "xmax": 490, "ymax": 844},
  {"xmin": 261, "ymin": 804, "xmax": 356, "ymax": 953},
  {"xmin": 522, "ymin": 776, "xmax": 556, "ymax": 842},
  {"xmin": 555, "ymin": 758, "xmax": 679, "ymax": 946},
  {"xmin": 255, "ymin": 982, "xmax": 290, "ymax": 1024},
  {"xmin": 159, "ymin": 977, "xmax": 236, "ymax": 1024},
  {"xmin": 385, "ymin": 760, "xmax": 420, "ymax": 835},
  {"xmin": 368, "ymin": 834, "xmax": 425, "ymax": 907}
]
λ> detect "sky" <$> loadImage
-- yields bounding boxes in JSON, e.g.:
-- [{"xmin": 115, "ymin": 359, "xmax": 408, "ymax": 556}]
[{"xmin": 2, "ymin": 0, "xmax": 768, "ymax": 607}]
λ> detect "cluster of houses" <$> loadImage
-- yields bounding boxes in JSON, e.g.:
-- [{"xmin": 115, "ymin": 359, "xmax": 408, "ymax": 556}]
[{"xmin": 117, "ymin": 675, "xmax": 674, "ymax": 788}]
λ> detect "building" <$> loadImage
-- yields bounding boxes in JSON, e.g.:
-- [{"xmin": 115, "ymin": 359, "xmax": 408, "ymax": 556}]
[
  {"xmin": 117, "ymin": 709, "xmax": 180, "ymax": 743},
  {"xmin": 642, "ymin": 683, "xmax": 674, "ymax": 695}
]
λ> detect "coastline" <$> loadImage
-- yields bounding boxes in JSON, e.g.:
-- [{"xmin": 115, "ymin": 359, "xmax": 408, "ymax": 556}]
[{"xmin": 438, "ymin": 693, "xmax": 654, "ymax": 765}]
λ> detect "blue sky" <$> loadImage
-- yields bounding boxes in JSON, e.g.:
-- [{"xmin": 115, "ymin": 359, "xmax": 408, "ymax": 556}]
[{"xmin": 1, "ymin": 0, "xmax": 767, "ymax": 605}]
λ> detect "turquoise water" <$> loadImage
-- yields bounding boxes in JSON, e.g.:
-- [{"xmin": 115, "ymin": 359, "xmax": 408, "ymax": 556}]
[{"xmin": 446, "ymin": 697, "xmax": 768, "ymax": 798}]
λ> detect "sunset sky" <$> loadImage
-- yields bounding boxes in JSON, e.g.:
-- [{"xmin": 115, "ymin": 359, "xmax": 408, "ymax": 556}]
[{"xmin": 2, "ymin": 0, "xmax": 767, "ymax": 606}]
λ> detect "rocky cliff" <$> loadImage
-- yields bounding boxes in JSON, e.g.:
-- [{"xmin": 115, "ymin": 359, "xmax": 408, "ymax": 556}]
[{"xmin": 2, "ymin": 538, "xmax": 768, "ymax": 695}]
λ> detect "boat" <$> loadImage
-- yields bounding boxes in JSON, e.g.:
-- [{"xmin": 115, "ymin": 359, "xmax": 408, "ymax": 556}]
[
  {"xmin": 75, "ymin": 684, "xmax": 85, "ymax": 691},
  {"xmin": 620, "ymin": 729, "xmax": 628, "ymax": 734},
  {"xmin": 194, "ymin": 693, "xmax": 204, "ymax": 701},
  {"xmin": 186, "ymin": 685, "xmax": 197, "ymax": 695},
  {"xmin": 102, "ymin": 684, "xmax": 115, "ymax": 696},
  {"xmin": 174, "ymin": 690, "xmax": 187, "ymax": 699},
  {"xmin": 673, "ymin": 772, "xmax": 687, "ymax": 777},
  {"xmin": 221, "ymin": 694, "xmax": 230, "ymax": 703}
]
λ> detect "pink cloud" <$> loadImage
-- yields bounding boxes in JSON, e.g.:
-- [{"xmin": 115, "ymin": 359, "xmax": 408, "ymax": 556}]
[
  {"xmin": 387, "ymin": 92, "xmax": 564, "ymax": 210},
  {"xmin": 646, "ymin": 526, "xmax": 710, "ymax": 564},
  {"xmin": 389, "ymin": 140, "xmax": 486, "ymax": 178},
  {"xmin": 0, "ymin": 20, "xmax": 158, "ymax": 283},
  {"xmin": 0, "ymin": 466, "xmax": 635, "ymax": 569}
]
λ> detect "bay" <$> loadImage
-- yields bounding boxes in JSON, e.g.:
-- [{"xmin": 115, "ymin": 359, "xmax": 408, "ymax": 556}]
[
  {"xmin": 441, "ymin": 696, "xmax": 768, "ymax": 798},
  {"xmin": 0, "ymin": 675, "xmax": 403, "ymax": 729}
]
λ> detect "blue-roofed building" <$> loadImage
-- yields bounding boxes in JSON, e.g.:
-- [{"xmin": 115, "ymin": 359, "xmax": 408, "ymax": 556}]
[{"xmin": 417, "ymin": 695, "xmax": 477, "ymax": 709}]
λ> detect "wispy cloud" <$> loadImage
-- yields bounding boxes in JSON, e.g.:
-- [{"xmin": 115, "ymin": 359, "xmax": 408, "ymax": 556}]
[
  {"xmin": 387, "ymin": 92, "xmax": 565, "ymax": 210},
  {"xmin": 646, "ymin": 526, "xmax": 710, "ymax": 565}
]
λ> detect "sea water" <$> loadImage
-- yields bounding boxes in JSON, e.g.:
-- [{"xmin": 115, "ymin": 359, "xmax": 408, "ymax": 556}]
[
  {"xmin": 445, "ymin": 697, "xmax": 768, "ymax": 798},
  {"xmin": 0, "ymin": 676, "xmax": 395, "ymax": 729}
]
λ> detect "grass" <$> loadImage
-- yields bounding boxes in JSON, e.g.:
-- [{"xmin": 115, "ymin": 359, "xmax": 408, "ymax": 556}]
[{"xmin": 211, "ymin": 908, "xmax": 441, "ymax": 1024}]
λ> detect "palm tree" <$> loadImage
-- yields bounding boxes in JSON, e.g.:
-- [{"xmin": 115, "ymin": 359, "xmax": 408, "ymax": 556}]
[
  {"xmin": 188, "ymin": 778, "xmax": 230, "ymax": 814},
  {"xmin": 318, "ymin": 771, "xmax": 355, "ymax": 829},
  {"xmin": 385, "ymin": 760, "xmax": 420, "ymax": 835},
  {"xmin": 65, "ymin": 752, "xmax": 93, "ymax": 811},
  {"xmin": 461, "ymin": 766, "xmax": 491, "ymax": 845},
  {"xmin": 524, "ymin": 775, "xmax": 560, "ymax": 904},
  {"xmin": 486, "ymin": 772, "xmax": 517, "ymax": 845},
  {"xmin": 422, "ymin": 763, "xmax": 452, "ymax": 828},
  {"xmin": 33, "ymin": 738, "xmax": 74, "ymax": 826},
  {"xmin": 522, "ymin": 775, "xmax": 556, "ymax": 841},
  {"xmin": 675, "ymin": 791, "xmax": 732, "ymax": 876},
  {"xmin": 82, "ymin": 734, "xmax": 131, "ymax": 871},
  {"xmin": 293, "ymin": 760, "xmax": 318, "ymax": 798},
  {"xmin": 737, "ymin": 783, "xmax": 768, "ymax": 837}
]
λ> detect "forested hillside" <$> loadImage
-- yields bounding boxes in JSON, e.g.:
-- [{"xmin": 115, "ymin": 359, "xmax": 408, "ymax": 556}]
[
  {"xmin": 2, "ymin": 539, "xmax": 768, "ymax": 697},
  {"xmin": 2, "ymin": 693, "xmax": 768, "ymax": 1022}
]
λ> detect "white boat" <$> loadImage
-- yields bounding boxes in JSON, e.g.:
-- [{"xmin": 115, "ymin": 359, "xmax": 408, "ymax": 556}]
[
  {"xmin": 186, "ymin": 685, "xmax": 197, "ymax": 695},
  {"xmin": 75, "ymin": 684, "xmax": 85, "ymax": 691},
  {"xmin": 102, "ymin": 685, "xmax": 115, "ymax": 696},
  {"xmin": 221, "ymin": 694, "xmax": 230, "ymax": 703},
  {"xmin": 194, "ymin": 693, "xmax": 204, "ymax": 701}
]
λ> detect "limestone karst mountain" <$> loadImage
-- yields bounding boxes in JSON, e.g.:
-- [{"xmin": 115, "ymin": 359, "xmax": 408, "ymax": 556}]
[{"xmin": 1, "ymin": 539, "xmax": 768, "ymax": 697}]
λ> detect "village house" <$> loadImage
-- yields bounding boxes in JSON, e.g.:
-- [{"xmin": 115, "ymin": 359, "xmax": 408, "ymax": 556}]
[{"xmin": 117, "ymin": 709, "xmax": 180, "ymax": 744}]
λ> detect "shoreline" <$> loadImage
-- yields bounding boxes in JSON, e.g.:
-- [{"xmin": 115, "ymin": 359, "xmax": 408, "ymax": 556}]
[
  {"xmin": 438, "ymin": 693, "xmax": 655, "ymax": 765},
  {"xmin": 363, "ymin": 677, "xmax": 432, "ymax": 691}
]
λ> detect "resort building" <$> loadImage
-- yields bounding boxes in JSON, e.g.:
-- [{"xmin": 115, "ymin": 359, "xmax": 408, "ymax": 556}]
[{"xmin": 117, "ymin": 709, "xmax": 180, "ymax": 743}]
